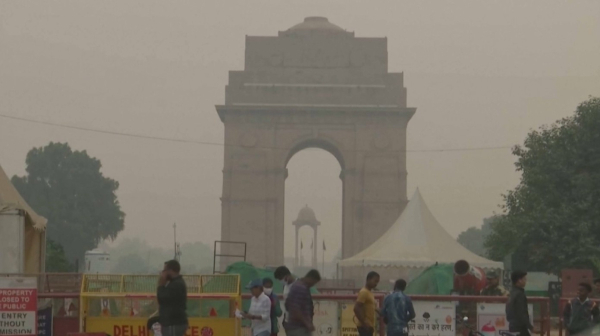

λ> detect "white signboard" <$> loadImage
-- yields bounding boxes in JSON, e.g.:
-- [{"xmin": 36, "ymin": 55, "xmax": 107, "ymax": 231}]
[
  {"xmin": 409, "ymin": 301, "xmax": 456, "ymax": 336},
  {"xmin": 0, "ymin": 277, "xmax": 38, "ymax": 336},
  {"xmin": 313, "ymin": 301, "xmax": 338, "ymax": 336},
  {"xmin": 477, "ymin": 303, "xmax": 533, "ymax": 336}
]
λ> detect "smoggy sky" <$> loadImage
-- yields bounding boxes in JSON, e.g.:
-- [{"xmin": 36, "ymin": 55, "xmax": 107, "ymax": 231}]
[{"xmin": 1, "ymin": 1, "xmax": 599, "ymax": 262}]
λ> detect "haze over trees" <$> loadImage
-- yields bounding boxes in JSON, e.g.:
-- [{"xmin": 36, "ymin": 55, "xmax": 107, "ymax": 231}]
[
  {"xmin": 106, "ymin": 238, "xmax": 213, "ymax": 274},
  {"xmin": 457, "ymin": 216, "xmax": 496, "ymax": 257},
  {"xmin": 12, "ymin": 142, "xmax": 125, "ymax": 266},
  {"xmin": 485, "ymin": 97, "xmax": 600, "ymax": 273}
]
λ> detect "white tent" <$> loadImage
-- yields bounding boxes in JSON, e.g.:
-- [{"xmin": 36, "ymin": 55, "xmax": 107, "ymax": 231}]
[
  {"xmin": 0, "ymin": 164, "xmax": 47, "ymax": 273},
  {"xmin": 340, "ymin": 189, "xmax": 502, "ymax": 269}
]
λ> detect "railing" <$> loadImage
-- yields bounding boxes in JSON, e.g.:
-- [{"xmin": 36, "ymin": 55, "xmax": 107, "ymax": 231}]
[
  {"xmin": 14, "ymin": 274, "xmax": 554, "ymax": 336},
  {"xmin": 38, "ymin": 292, "xmax": 81, "ymax": 336},
  {"xmin": 80, "ymin": 274, "xmax": 242, "ymax": 336},
  {"xmin": 1, "ymin": 273, "xmax": 82, "ymax": 292},
  {"xmin": 35, "ymin": 292, "xmax": 552, "ymax": 336},
  {"xmin": 236, "ymin": 294, "xmax": 551, "ymax": 336},
  {"xmin": 414, "ymin": 295, "xmax": 551, "ymax": 336},
  {"xmin": 81, "ymin": 274, "xmax": 240, "ymax": 295}
]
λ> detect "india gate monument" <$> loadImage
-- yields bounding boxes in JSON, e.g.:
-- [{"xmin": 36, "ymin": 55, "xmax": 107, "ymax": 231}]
[{"xmin": 216, "ymin": 17, "xmax": 416, "ymax": 270}]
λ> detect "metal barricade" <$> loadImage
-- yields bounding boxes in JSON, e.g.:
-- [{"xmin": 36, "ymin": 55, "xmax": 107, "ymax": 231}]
[
  {"xmin": 22, "ymin": 274, "xmax": 554, "ymax": 336},
  {"xmin": 38, "ymin": 293, "xmax": 81, "ymax": 336},
  {"xmin": 2, "ymin": 273, "xmax": 83, "ymax": 336},
  {"xmin": 80, "ymin": 274, "xmax": 242, "ymax": 336},
  {"xmin": 237, "ymin": 294, "xmax": 550, "ymax": 336}
]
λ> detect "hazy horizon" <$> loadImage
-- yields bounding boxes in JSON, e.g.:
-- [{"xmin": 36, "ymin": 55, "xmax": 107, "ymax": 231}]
[{"xmin": 1, "ymin": 1, "xmax": 599, "ymax": 263}]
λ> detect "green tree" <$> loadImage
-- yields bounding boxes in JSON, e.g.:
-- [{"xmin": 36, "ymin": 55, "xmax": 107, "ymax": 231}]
[
  {"xmin": 45, "ymin": 239, "xmax": 73, "ymax": 272},
  {"xmin": 485, "ymin": 97, "xmax": 600, "ymax": 273},
  {"xmin": 12, "ymin": 142, "xmax": 125, "ymax": 264}
]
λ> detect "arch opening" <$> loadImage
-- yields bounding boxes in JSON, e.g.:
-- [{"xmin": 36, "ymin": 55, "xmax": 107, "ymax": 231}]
[
  {"xmin": 284, "ymin": 138, "xmax": 345, "ymax": 171},
  {"xmin": 285, "ymin": 147, "xmax": 343, "ymax": 279}
]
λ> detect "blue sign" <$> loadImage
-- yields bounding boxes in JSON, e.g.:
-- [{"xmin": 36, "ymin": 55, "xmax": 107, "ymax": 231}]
[{"xmin": 37, "ymin": 307, "xmax": 52, "ymax": 336}]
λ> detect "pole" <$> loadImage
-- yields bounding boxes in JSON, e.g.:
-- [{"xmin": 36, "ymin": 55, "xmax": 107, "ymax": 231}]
[
  {"xmin": 173, "ymin": 223, "xmax": 177, "ymax": 260},
  {"xmin": 322, "ymin": 244, "xmax": 325, "ymax": 277}
]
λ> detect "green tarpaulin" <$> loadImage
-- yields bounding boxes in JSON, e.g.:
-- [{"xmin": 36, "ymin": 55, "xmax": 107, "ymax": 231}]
[
  {"xmin": 224, "ymin": 261, "xmax": 318, "ymax": 295},
  {"xmin": 405, "ymin": 264, "xmax": 454, "ymax": 295}
]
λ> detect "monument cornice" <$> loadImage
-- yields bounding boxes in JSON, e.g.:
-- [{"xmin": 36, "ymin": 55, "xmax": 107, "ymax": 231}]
[{"xmin": 215, "ymin": 104, "xmax": 416, "ymax": 122}]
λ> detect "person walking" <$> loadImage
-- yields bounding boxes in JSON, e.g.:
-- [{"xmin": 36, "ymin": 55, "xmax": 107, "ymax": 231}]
[
  {"xmin": 354, "ymin": 271, "xmax": 380, "ymax": 336},
  {"xmin": 480, "ymin": 270, "xmax": 509, "ymax": 296},
  {"xmin": 380, "ymin": 279, "xmax": 416, "ymax": 336},
  {"xmin": 506, "ymin": 271, "xmax": 533, "ymax": 336},
  {"xmin": 242, "ymin": 279, "xmax": 272, "ymax": 336},
  {"xmin": 263, "ymin": 278, "xmax": 283, "ymax": 335},
  {"xmin": 285, "ymin": 269, "xmax": 321, "ymax": 336},
  {"xmin": 274, "ymin": 266, "xmax": 297, "ymax": 331},
  {"xmin": 563, "ymin": 283, "xmax": 599, "ymax": 335},
  {"xmin": 157, "ymin": 260, "xmax": 188, "ymax": 336}
]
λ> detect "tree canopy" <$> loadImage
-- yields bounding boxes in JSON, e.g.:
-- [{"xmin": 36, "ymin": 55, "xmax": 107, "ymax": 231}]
[
  {"xmin": 485, "ymin": 97, "xmax": 600, "ymax": 273},
  {"xmin": 12, "ymin": 142, "xmax": 125, "ymax": 264},
  {"xmin": 45, "ymin": 239, "xmax": 73, "ymax": 272}
]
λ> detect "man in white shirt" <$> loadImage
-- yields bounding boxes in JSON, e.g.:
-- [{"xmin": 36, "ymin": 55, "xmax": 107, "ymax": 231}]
[
  {"xmin": 242, "ymin": 279, "xmax": 272, "ymax": 336},
  {"xmin": 274, "ymin": 266, "xmax": 297, "ymax": 331}
]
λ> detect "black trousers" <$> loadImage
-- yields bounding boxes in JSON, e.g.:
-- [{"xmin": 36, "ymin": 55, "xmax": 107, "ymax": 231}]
[
  {"xmin": 357, "ymin": 327, "xmax": 374, "ymax": 336},
  {"xmin": 509, "ymin": 329, "xmax": 531, "ymax": 336}
]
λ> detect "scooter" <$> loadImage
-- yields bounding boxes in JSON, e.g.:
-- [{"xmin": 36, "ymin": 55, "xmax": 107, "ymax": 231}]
[{"xmin": 457, "ymin": 315, "xmax": 484, "ymax": 336}]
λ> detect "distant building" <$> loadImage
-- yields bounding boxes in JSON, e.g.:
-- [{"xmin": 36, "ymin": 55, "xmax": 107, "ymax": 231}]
[{"xmin": 84, "ymin": 249, "xmax": 110, "ymax": 274}]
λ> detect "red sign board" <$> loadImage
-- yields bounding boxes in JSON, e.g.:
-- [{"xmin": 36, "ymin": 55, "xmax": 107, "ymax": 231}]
[
  {"xmin": 561, "ymin": 269, "xmax": 593, "ymax": 298},
  {"xmin": 0, "ymin": 277, "xmax": 38, "ymax": 336}
]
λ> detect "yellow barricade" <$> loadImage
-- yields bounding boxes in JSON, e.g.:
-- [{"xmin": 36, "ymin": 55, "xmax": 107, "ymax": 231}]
[
  {"xmin": 86, "ymin": 317, "xmax": 237, "ymax": 336},
  {"xmin": 80, "ymin": 274, "xmax": 241, "ymax": 336}
]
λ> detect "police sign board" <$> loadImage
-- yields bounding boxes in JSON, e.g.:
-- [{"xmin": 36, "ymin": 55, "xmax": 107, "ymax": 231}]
[{"xmin": 0, "ymin": 277, "xmax": 37, "ymax": 336}]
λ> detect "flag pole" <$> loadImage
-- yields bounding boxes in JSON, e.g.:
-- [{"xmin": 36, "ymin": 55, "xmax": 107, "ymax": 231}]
[{"xmin": 322, "ymin": 240, "xmax": 325, "ymax": 276}]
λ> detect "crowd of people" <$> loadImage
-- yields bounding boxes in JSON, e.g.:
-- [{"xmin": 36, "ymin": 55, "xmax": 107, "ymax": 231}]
[{"xmin": 152, "ymin": 260, "xmax": 600, "ymax": 336}]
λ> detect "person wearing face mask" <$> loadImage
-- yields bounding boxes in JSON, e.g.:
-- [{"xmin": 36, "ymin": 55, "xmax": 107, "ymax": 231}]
[
  {"xmin": 274, "ymin": 266, "xmax": 297, "ymax": 331},
  {"xmin": 242, "ymin": 279, "xmax": 272, "ymax": 336},
  {"xmin": 157, "ymin": 260, "xmax": 188, "ymax": 336},
  {"xmin": 263, "ymin": 278, "xmax": 283, "ymax": 335}
]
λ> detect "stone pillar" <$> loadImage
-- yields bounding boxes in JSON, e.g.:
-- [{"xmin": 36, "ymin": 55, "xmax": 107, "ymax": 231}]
[{"xmin": 294, "ymin": 225, "xmax": 299, "ymax": 269}]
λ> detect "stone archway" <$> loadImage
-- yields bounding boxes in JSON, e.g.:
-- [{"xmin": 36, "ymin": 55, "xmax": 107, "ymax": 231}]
[{"xmin": 216, "ymin": 17, "xmax": 416, "ymax": 269}]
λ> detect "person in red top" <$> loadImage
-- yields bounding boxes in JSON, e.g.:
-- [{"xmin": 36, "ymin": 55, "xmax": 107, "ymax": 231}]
[{"xmin": 453, "ymin": 260, "xmax": 486, "ymax": 295}]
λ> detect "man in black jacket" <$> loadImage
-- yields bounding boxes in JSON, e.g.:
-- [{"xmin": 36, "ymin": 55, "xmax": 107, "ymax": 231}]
[
  {"xmin": 506, "ymin": 271, "xmax": 533, "ymax": 336},
  {"xmin": 157, "ymin": 260, "xmax": 188, "ymax": 336}
]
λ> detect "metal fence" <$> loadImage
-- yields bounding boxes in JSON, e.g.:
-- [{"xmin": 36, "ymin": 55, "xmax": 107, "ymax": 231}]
[
  {"xmin": 81, "ymin": 274, "xmax": 240, "ymax": 295},
  {"xmin": 0, "ymin": 273, "xmax": 557, "ymax": 336},
  {"xmin": 1, "ymin": 273, "xmax": 82, "ymax": 292},
  {"xmin": 238, "ymin": 294, "xmax": 551, "ymax": 336}
]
